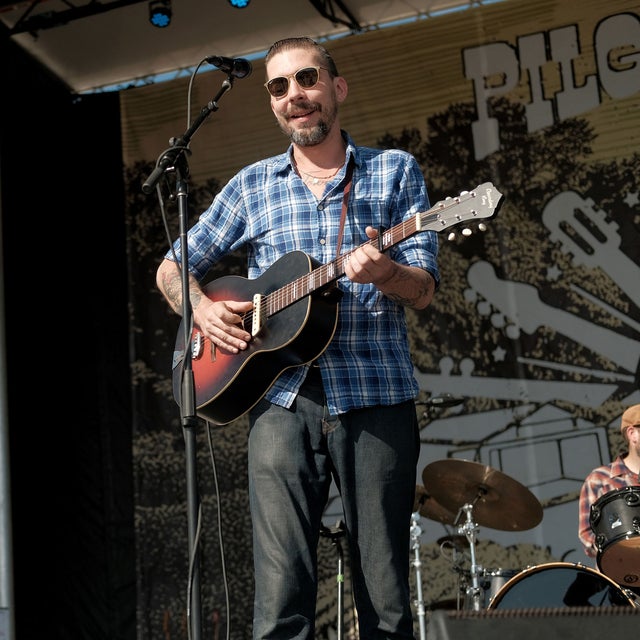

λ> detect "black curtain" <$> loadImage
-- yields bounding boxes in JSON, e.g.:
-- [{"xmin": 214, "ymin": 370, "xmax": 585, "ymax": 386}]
[{"xmin": 0, "ymin": 30, "xmax": 136, "ymax": 640}]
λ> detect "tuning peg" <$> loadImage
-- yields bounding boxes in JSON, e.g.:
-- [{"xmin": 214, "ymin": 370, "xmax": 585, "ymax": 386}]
[{"xmin": 446, "ymin": 221, "xmax": 489, "ymax": 242}]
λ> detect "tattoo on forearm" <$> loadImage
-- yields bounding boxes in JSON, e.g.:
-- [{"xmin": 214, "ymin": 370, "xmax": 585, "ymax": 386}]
[
  {"xmin": 384, "ymin": 270, "xmax": 434, "ymax": 309},
  {"xmin": 163, "ymin": 271, "xmax": 183, "ymax": 312},
  {"xmin": 189, "ymin": 288, "xmax": 202, "ymax": 310},
  {"xmin": 387, "ymin": 291, "xmax": 420, "ymax": 306},
  {"xmin": 162, "ymin": 268, "xmax": 204, "ymax": 315}
]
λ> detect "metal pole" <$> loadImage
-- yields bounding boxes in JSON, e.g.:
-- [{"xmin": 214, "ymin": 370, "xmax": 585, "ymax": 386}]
[
  {"xmin": 0, "ymin": 171, "xmax": 15, "ymax": 640},
  {"xmin": 410, "ymin": 512, "xmax": 426, "ymax": 640}
]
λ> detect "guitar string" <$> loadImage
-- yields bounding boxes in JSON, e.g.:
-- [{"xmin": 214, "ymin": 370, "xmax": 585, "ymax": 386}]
[{"xmin": 246, "ymin": 218, "xmax": 417, "ymax": 324}]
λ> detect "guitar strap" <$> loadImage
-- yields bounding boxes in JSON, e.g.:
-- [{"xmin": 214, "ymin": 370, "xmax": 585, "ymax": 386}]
[{"xmin": 335, "ymin": 157, "xmax": 354, "ymax": 258}]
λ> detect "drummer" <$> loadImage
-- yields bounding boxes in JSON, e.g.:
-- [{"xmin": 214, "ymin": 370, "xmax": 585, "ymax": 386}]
[{"xmin": 578, "ymin": 404, "xmax": 640, "ymax": 561}]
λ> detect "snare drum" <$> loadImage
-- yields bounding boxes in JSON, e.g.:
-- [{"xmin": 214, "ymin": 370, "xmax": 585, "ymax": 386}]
[
  {"xmin": 487, "ymin": 562, "xmax": 636, "ymax": 609},
  {"xmin": 590, "ymin": 486, "xmax": 640, "ymax": 587},
  {"xmin": 481, "ymin": 568, "xmax": 521, "ymax": 606},
  {"xmin": 460, "ymin": 568, "xmax": 521, "ymax": 609}
]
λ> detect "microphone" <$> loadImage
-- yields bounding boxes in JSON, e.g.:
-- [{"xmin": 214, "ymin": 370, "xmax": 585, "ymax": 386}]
[
  {"xmin": 428, "ymin": 394, "xmax": 464, "ymax": 408},
  {"xmin": 205, "ymin": 55, "xmax": 252, "ymax": 79},
  {"xmin": 416, "ymin": 394, "xmax": 465, "ymax": 408}
]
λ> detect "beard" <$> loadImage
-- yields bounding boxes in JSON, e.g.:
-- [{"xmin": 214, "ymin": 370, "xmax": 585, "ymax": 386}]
[
  {"xmin": 279, "ymin": 99, "xmax": 338, "ymax": 147},
  {"xmin": 290, "ymin": 120, "xmax": 330, "ymax": 146}
]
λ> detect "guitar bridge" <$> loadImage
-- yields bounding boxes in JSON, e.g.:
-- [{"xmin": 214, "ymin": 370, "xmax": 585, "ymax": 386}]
[
  {"xmin": 251, "ymin": 294, "xmax": 263, "ymax": 337},
  {"xmin": 191, "ymin": 331, "xmax": 204, "ymax": 360}
]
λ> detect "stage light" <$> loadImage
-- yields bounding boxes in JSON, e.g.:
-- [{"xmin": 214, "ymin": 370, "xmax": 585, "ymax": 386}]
[
  {"xmin": 228, "ymin": 0, "xmax": 250, "ymax": 7},
  {"xmin": 149, "ymin": 0, "xmax": 172, "ymax": 27}
]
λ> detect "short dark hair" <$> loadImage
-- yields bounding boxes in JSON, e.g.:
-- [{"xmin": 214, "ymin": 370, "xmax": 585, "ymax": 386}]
[{"xmin": 265, "ymin": 36, "xmax": 339, "ymax": 77}]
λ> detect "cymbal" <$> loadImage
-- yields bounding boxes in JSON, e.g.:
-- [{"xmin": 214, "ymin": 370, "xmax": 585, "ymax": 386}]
[
  {"xmin": 422, "ymin": 459, "xmax": 543, "ymax": 531},
  {"xmin": 413, "ymin": 484, "xmax": 457, "ymax": 525}
]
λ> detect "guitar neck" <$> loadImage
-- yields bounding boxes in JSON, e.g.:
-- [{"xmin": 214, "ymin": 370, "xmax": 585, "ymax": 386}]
[{"xmin": 263, "ymin": 182, "xmax": 502, "ymax": 317}]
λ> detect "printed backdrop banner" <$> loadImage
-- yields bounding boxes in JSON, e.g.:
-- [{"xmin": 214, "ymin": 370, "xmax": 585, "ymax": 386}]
[{"xmin": 120, "ymin": 0, "xmax": 640, "ymax": 637}]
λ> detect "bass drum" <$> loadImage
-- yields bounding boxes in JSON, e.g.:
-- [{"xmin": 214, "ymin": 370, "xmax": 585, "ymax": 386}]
[{"xmin": 487, "ymin": 562, "xmax": 637, "ymax": 610}]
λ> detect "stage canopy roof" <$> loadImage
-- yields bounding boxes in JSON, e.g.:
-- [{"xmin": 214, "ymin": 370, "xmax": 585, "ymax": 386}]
[{"xmin": 0, "ymin": 0, "xmax": 498, "ymax": 94}]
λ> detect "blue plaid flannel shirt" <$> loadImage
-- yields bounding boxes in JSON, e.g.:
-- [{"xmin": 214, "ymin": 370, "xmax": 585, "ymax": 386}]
[{"xmin": 167, "ymin": 132, "xmax": 440, "ymax": 415}]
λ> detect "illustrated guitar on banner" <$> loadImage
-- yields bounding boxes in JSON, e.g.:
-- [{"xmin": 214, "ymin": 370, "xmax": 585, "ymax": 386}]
[{"xmin": 172, "ymin": 182, "xmax": 504, "ymax": 426}]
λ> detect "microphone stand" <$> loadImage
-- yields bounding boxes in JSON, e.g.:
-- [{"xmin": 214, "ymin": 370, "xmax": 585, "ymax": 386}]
[
  {"xmin": 320, "ymin": 520, "xmax": 347, "ymax": 640},
  {"xmin": 143, "ymin": 75, "xmax": 236, "ymax": 640}
]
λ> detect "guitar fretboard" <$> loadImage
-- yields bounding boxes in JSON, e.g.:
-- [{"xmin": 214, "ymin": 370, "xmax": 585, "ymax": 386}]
[{"xmin": 260, "ymin": 183, "xmax": 500, "ymax": 318}]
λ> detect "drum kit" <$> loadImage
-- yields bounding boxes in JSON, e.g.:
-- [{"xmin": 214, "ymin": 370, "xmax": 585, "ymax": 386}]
[{"xmin": 412, "ymin": 459, "xmax": 640, "ymax": 637}]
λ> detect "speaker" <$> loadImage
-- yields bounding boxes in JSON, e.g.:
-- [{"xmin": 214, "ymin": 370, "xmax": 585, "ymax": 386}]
[{"xmin": 427, "ymin": 607, "xmax": 640, "ymax": 640}]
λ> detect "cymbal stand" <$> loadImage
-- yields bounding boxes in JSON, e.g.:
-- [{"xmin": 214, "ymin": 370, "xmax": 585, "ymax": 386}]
[
  {"xmin": 456, "ymin": 503, "xmax": 483, "ymax": 611},
  {"xmin": 410, "ymin": 512, "xmax": 427, "ymax": 640}
]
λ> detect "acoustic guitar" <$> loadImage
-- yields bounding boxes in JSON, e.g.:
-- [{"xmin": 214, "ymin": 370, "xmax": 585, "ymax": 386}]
[{"xmin": 172, "ymin": 182, "xmax": 504, "ymax": 425}]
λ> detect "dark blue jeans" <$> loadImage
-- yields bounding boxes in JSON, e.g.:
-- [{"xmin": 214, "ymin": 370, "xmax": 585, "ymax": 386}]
[{"xmin": 248, "ymin": 369, "xmax": 419, "ymax": 639}]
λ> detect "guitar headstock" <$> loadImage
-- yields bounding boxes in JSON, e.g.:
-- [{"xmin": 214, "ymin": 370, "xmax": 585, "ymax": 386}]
[{"xmin": 421, "ymin": 182, "xmax": 504, "ymax": 240}]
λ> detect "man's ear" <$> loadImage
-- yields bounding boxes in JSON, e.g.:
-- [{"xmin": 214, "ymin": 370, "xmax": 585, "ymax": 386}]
[{"xmin": 335, "ymin": 76, "xmax": 348, "ymax": 103}]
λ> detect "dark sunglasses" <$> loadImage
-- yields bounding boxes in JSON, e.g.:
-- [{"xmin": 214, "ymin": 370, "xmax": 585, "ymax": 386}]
[{"xmin": 264, "ymin": 66, "xmax": 327, "ymax": 98}]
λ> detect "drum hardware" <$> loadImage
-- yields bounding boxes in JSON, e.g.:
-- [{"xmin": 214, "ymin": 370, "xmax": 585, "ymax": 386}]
[
  {"xmin": 320, "ymin": 520, "xmax": 347, "ymax": 640},
  {"xmin": 422, "ymin": 459, "xmax": 543, "ymax": 611},
  {"xmin": 412, "ymin": 488, "xmax": 467, "ymax": 616},
  {"xmin": 432, "ymin": 530, "xmax": 518, "ymax": 610},
  {"xmin": 410, "ymin": 512, "xmax": 427, "ymax": 640},
  {"xmin": 437, "ymin": 534, "xmax": 469, "ymax": 550},
  {"xmin": 622, "ymin": 586, "xmax": 640, "ymax": 608},
  {"xmin": 436, "ymin": 534, "xmax": 470, "ymax": 611},
  {"xmin": 455, "ymin": 503, "xmax": 485, "ymax": 611},
  {"xmin": 590, "ymin": 486, "xmax": 640, "ymax": 586}
]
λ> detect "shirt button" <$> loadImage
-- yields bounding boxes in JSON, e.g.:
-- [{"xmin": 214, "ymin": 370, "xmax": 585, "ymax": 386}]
[
  {"xmin": 317, "ymin": 203, "xmax": 324, "ymax": 211},
  {"xmin": 319, "ymin": 238, "xmax": 326, "ymax": 245}
]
